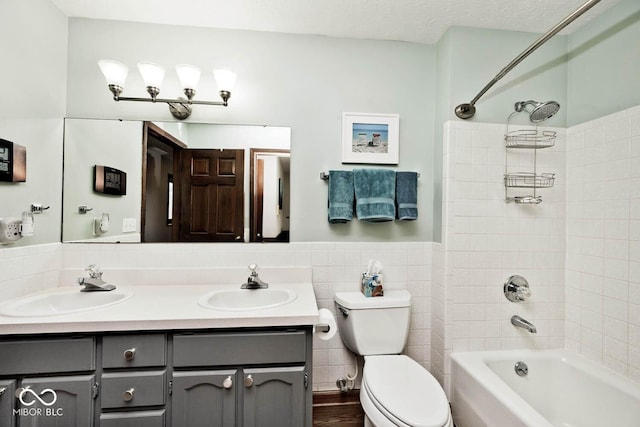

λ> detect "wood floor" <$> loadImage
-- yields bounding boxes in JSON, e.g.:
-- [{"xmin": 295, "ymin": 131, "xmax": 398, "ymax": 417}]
[{"xmin": 312, "ymin": 390, "xmax": 365, "ymax": 426}]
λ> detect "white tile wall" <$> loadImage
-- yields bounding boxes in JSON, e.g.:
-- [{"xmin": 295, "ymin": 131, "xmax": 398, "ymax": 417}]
[
  {"xmin": 566, "ymin": 105, "xmax": 640, "ymax": 382},
  {"xmin": 438, "ymin": 119, "xmax": 567, "ymax": 392},
  {"xmin": 0, "ymin": 243, "xmax": 61, "ymax": 300}
]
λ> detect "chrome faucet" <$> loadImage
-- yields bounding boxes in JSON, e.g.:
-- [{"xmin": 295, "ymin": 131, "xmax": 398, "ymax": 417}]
[
  {"xmin": 241, "ymin": 264, "xmax": 268, "ymax": 289},
  {"xmin": 78, "ymin": 264, "xmax": 116, "ymax": 292},
  {"xmin": 511, "ymin": 315, "xmax": 537, "ymax": 334}
]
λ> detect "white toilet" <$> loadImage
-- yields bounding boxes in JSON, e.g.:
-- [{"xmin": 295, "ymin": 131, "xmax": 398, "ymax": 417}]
[{"xmin": 335, "ymin": 290, "xmax": 453, "ymax": 427}]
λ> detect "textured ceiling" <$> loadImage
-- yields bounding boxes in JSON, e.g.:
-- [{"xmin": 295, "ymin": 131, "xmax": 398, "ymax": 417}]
[{"xmin": 50, "ymin": 0, "xmax": 619, "ymax": 44}]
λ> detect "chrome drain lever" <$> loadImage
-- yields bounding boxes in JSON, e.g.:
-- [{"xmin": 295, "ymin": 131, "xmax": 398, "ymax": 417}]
[{"xmin": 515, "ymin": 361, "xmax": 529, "ymax": 377}]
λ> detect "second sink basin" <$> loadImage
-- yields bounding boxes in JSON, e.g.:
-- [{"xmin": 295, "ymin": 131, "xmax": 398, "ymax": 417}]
[
  {"xmin": 198, "ymin": 288, "xmax": 297, "ymax": 311},
  {"xmin": 0, "ymin": 287, "xmax": 133, "ymax": 317}
]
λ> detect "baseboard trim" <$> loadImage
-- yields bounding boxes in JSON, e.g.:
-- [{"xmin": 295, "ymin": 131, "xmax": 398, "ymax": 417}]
[
  {"xmin": 313, "ymin": 390, "xmax": 364, "ymax": 426},
  {"xmin": 313, "ymin": 389, "xmax": 361, "ymax": 406}
]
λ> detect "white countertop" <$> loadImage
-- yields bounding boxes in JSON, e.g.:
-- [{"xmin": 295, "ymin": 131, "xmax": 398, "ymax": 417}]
[{"xmin": 0, "ymin": 281, "xmax": 319, "ymax": 335}]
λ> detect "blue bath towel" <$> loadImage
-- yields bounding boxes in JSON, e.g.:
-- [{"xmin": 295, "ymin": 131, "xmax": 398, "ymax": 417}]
[
  {"xmin": 328, "ymin": 170, "xmax": 354, "ymax": 223},
  {"xmin": 353, "ymin": 169, "xmax": 396, "ymax": 222},
  {"xmin": 396, "ymin": 172, "xmax": 418, "ymax": 220}
]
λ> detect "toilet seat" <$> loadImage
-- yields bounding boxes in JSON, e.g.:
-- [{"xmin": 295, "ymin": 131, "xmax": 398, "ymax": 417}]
[{"xmin": 362, "ymin": 355, "xmax": 451, "ymax": 427}]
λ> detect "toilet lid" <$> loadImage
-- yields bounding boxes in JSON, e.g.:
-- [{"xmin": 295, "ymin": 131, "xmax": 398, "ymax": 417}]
[{"xmin": 363, "ymin": 355, "xmax": 449, "ymax": 427}]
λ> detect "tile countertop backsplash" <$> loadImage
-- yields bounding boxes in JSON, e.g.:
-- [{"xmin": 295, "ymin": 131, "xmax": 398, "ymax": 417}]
[{"xmin": 58, "ymin": 266, "xmax": 313, "ymax": 288}]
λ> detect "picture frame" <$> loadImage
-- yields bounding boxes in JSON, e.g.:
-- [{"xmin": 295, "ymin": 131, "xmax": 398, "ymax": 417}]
[{"xmin": 341, "ymin": 112, "xmax": 399, "ymax": 164}]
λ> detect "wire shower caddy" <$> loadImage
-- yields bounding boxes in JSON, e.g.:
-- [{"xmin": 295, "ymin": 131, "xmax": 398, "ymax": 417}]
[{"xmin": 504, "ymin": 113, "xmax": 556, "ymax": 204}]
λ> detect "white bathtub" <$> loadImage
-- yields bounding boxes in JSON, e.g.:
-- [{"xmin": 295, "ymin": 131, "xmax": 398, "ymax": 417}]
[{"xmin": 450, "ymin": 350, "xmax": 640, "ymax": 427}]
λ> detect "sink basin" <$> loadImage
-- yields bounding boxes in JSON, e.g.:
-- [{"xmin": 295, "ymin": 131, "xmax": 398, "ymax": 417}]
[
  {"xmin": 198, "ymin": 288, "xmax": 297, "ymax": 311},
  {"xmin": 0, "ymin": 288, "xmax": 133, "ymax": 317}
]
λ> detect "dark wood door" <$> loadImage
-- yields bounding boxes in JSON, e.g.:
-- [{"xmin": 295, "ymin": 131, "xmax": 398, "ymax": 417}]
[
  {"xmin": 253, "ymin": 158, "xmax": 264, "ymax": 242},
  {"xmin": 178, "ymin": 149, "xmax": 244, "ymax": 242}
]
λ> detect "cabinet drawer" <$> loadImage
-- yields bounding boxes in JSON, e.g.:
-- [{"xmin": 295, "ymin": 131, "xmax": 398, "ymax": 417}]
[
  {"xmin": 101, "ymin": 371, "xmax": 166, "ymax": 408},
  {"xmin": 102, "ymin": 334, "xmax": 166, "ymax": 368},
  {"xmin": 173, "ymin": 330, "xmax": 306, "ymax": 367},
  {"xmin": 100, "ymin": 409, "xmax": 166, "ymax": 427},
  {"xmin": 0, "ymin": 337, "xmax": 95, "ymax": 375}
]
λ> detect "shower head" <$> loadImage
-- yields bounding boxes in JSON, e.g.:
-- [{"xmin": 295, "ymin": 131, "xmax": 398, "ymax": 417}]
[{"xmin": 514, "ymin": 100, "xmax": 560, "ymax": 123}]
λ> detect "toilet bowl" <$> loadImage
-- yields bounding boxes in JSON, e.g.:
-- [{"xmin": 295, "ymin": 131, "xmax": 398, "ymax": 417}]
[
  {"xmin": 360, "ymin": 355, "xmax": 452, "ymax": 427},
  {"xmin": 334, "ymin": 291, "xmax": 453, "ymax": 427}
]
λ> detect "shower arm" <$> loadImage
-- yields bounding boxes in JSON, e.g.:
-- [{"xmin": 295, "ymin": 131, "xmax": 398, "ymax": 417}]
[{"xmin": 454, "ymin": 0, "xmax": 602, "ymax": 120}]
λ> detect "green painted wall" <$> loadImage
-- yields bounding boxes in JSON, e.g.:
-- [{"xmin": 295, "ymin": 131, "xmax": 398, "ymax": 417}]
[
  {"xmin": 567, "ymin": 0, "xmax": 640, "ymax": 126},
  {"xmin": 440, "ymin": 26, "xmax": 568, "ymax": 127}
]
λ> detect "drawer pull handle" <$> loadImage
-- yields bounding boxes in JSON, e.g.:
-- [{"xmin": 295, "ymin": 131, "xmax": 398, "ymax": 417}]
[
  {"xmin": 244, "ymin": 375, "xmax": 254, "ymax": 387},
  {"xmin": 123, "ymin": 388, "xmax": 135, "ymax": 402},
  {"xmin": 0, "ymin": 387, "xmax": 5, "ymax": 397},
  {"xmin": 124, "ymin": 348, "xmax": 136, "ymax": 361},
  {"xmin": 223, "ymin": 376, "xmax": 233, "ymax": 389}
]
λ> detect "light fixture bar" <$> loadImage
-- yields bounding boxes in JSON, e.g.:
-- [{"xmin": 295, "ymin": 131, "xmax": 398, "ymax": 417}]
[
  {"xmin": 99, "ymin": 60, "xmax": 236, "ymax": 119},
  {"xmin": 111, "ymin": 95, "xmax": 228, "ymax": 107}
]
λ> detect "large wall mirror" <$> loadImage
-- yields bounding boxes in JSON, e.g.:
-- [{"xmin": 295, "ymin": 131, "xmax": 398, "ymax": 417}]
[{"xmin": 62, "ymin": 118, "xmax": 290, "ymax": 243}]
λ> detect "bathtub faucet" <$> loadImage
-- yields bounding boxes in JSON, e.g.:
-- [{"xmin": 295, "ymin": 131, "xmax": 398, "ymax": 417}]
[{"xmin": 511, "ymin": 315, "xmax": 537, "ymax": 334}]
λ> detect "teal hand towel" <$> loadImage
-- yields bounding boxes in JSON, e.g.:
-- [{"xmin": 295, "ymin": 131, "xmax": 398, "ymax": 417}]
[
  {"xmin": 396, "ymin": 171, "xmax": 418, "ymax": 220},
  {"xmin": 328, "ymin": 170, "xmax": 354, "ymax": 223},
  {"xmin": 354, "ymin": 169, "xmax": 396, "ymax": 222}
]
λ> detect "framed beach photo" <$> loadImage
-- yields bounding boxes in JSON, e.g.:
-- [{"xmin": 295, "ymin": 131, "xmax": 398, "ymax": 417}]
[{"xmin": 341, "ymin": 112, "xmax": 399, "ymax": 164}]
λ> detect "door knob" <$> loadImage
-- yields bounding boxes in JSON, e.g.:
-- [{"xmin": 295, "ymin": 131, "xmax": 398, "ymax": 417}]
[
  {"xmin": 124, "ymin": 348, "xmax": 136, "ymax": 361},
  {"xmin": 223, "ymin": 376, "xmax": 233, "ymax": 389},
  {"xmin": 244, "ymin": 375, "xmax": 254, "ymax": 387}
]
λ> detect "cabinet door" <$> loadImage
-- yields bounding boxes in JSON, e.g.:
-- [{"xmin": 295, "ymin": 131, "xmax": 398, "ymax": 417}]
[
  {"xmin": 172, "ymin": 370, "xmax": 237, "ymax": 427},
  {"xmin": 242, "ymin": 366, "xmax": 306, "ymax": 427},
  {"xmin": 0, "ymin": 380, "xmax": 16, "ymax": 427},
  {"xmin": 17, "ymin": 375, "xmax": 95, "ymax": 427}
]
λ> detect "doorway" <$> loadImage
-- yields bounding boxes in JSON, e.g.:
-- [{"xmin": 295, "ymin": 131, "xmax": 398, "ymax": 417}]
[{"xmin": 250, "ymin": 148, "xmax": 290, "ymax": 242}]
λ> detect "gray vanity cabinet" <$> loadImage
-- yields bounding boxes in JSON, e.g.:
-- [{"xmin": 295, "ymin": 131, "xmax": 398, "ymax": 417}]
[
  {"xmin": 0, "ymin": 337, "xmax": 96, "ymax": 427},
  {"xmin": 171, "ymin": 370, "xmax": 238, "ymax": 426},
  {"xmin": 0, "ymin": 380, "xmax": 16, "ymax": 427},
  {"xmin": 0, "ymin": 328, "xmax": 313, "ymax": 427},
  {"xmin": 172, "ymin": 329, "xmax": 312, "ymax": 426},
  {"xmin": 99, "ymin": 333, "xmax": 167, "ymax": 427},
  {"xmin": 242, "ymin": 366, "xmax": 306, "ymax": 427},
  {"xmin": 19, "ymin": 375, "xmax": 95, "ymax": 427}
]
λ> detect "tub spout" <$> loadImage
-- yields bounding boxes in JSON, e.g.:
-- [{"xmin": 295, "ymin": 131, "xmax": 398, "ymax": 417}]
[{"xmin": 511, "ymin": 315, "xmax": 537, "ymax": 333}]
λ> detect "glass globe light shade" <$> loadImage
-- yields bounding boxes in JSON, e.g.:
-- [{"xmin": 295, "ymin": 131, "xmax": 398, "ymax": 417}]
[
  {"xmin": 176, "ymin": 64, "xmax": 201, "ymax": 91},
  {"xmin": 213, "ymin": 68, "xmax": 237, "ymax": 92},
  {"xmin": 137, "ymin": 62, "xmax": 165, "ymax": 88},
  {"xmin": 97, "ymin": 60, "xmax": 128, "ymax": 88}
]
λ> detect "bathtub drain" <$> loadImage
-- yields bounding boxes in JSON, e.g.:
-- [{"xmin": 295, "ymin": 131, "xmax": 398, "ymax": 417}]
[{"xmin": 514, "ymin": 361, "xmax": 528, "ymax": 376}]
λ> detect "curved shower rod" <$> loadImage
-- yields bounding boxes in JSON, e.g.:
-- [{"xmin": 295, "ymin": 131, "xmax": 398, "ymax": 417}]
[{"xmin": 455, "ymin": 0, "xmax": 603, "ymax": 120}]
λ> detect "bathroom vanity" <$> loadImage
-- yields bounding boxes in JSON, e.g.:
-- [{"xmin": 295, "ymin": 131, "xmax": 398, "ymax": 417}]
[
  {"xmin": 0, "ymin": 327, "xmax": 311, "ymax": 427},
  {"xmin": 0, "ymin": 270, "xmax": 318, "ymax": 427}
]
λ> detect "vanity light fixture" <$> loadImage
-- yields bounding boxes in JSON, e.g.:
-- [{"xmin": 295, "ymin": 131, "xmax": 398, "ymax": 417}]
[{"xmin": 97, "ymin": 60, "xmax": 237, "ymax": 120}]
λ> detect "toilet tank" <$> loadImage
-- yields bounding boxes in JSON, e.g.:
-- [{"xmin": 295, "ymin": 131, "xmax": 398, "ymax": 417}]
[{"xmin": 334, "ymin": 290, "xmax": 411, "ymax": 356}]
